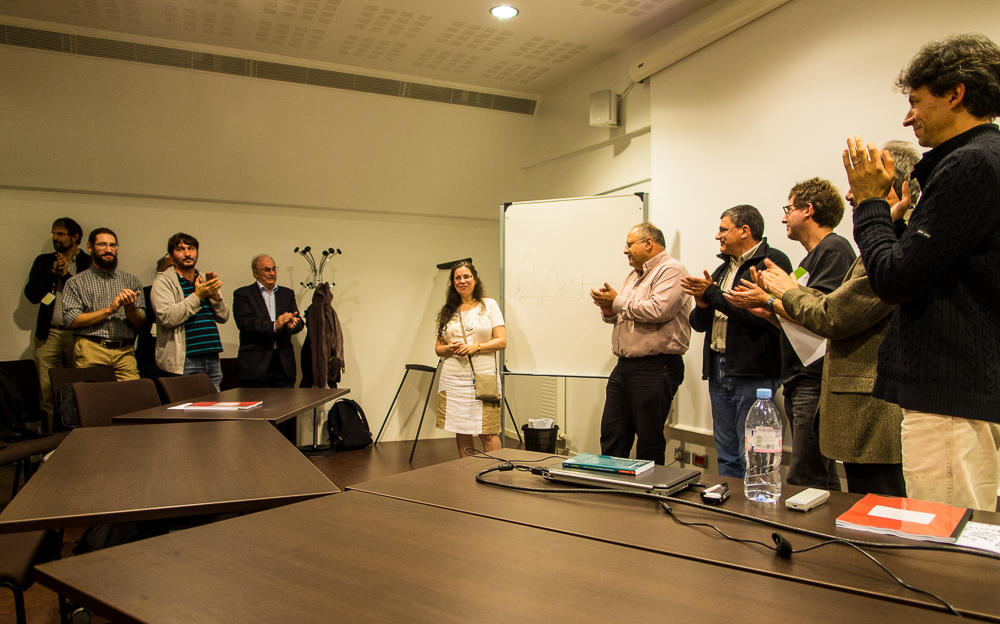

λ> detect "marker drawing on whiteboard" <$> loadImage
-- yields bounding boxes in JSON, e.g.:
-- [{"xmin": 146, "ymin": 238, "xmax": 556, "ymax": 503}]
[{"xmin": 516, "ymin": 254, "xmax": 617, "ymax": 305}]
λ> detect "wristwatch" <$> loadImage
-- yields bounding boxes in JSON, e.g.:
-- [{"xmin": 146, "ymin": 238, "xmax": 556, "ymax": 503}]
[{"xmin": 764, "ymin": 296, "xmax": 777, "ymax": 312}]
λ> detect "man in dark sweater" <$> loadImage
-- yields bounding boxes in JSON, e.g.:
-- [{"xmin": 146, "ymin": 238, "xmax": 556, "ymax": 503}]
[
  {"xmin": 726, "ymin": 178, "xmax": 855, "ymax": 491},
  {"xmin": 682, "ymin": 206, "xmax": 792, "ymax": 477},
  {"xmin": 846, "ymin": 34, "xmax": 1000, "ymax": 511},
  {"xmin": 23, "ymin": 217, "xmax": 91, "ymax": 424}
]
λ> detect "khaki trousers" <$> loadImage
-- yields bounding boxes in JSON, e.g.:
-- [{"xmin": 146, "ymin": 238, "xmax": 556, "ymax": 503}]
[
  {"xmin": 74, "ymin": 338, "xmax": 139, "ymax": 381},
  {"xmin": 34, "ymin": 328, "xmax": 76, "ymax": 422},
  {"xmin": 901, "ymin": 409, "xmax": 1000, "ymax": 511}
]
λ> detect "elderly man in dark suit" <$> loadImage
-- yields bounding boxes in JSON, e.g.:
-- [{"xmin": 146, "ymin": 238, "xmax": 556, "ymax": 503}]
[{"xmin": 232, "ymin": 254, "xmax": 303, "ymax": 390}]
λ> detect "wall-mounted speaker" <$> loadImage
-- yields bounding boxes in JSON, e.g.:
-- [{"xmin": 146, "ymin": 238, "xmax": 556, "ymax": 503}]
[{"xmin": 589, "ymin": 89, "xmax": 619, "ymax": 127}]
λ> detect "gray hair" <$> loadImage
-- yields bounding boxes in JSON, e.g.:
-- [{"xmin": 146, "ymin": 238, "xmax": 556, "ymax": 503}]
[
  {"xmin": 631, "ymin": 222, "xmax": 665, "ymax": 247},
  {"xmin": 719, "ymin": 205, "xmax": 764, "ymax": 241},
  {"xmin": 251, "ymin": 254, "xmax": 273, "ymax": 271},
  {"xmin": 883, "ymin": 140, "xmax": 922, "ymax": 204}
]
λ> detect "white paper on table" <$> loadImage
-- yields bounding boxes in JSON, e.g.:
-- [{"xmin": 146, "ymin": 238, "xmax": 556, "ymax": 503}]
[
  {"xmin": 778, "ymin": 316, "xmax": 826, "ymax": 366},
  {"xmin": 869, "ymin": 505, "xmax": 935, "ymax": 525},
  {"xmin": 956, "ymin": 522, "xmax": 1000, "ymax": 554}
]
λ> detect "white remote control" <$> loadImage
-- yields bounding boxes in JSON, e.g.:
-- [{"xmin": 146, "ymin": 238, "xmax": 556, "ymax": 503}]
[{"xmin": 785, "ymin": 488, "xmax": 830, "ymax": 511}]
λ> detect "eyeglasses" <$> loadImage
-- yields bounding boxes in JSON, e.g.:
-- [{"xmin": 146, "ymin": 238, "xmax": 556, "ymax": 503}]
[
  {"xmin": 625, "ymin": 237, "xmax": 649, "ymax": 249},
  {"xmin": 781, "ymin": 204, "xmax": 799, "ymax": 216},
  {"xmin": 93, "ymin": 242, "xmax": 118, "ymax": 249},
  {"xmin": 718, "ymin": 226, "xmax": 734, "ymax": 235},
  {"xmin": 255, "ymin": 266, "xmax": 278, "ymax": 274}
]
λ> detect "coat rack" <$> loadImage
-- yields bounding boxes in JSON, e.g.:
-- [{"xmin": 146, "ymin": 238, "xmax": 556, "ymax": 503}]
[{"xmin": 294, "ymin": 246, "xmax": 342, "ymax": 289}]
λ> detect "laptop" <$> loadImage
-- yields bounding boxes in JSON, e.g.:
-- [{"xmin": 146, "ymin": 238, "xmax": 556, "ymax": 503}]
[{"xmin": 540, "ymin": 463, "xmax": 701, "ymax": 497}]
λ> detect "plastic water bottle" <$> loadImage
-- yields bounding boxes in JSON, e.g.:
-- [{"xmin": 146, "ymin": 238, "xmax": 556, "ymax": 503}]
[{"xmin": 744, "ymin": 388, "xmax": 782, "ymax": 503}]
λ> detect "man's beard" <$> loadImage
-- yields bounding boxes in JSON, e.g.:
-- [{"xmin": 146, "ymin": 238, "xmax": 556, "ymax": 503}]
[
  {"xmin": 93, "ymin": 252, "xmax": 119, "ymax": 271},
  {"xmin": 53, "ymin": 240, "xmax": 69, "ymax": 253}
]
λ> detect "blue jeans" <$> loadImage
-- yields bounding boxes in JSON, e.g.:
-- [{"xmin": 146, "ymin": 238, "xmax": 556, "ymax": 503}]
[
  {"xmin": 183, "ymin": 353, "xmax": 223, "ymax": 391},
  {"xmin": 708, "ymin": 352, "xmax": 780, "ymax": 478},
  {"xmin": 600, "ymin": 354, "xmax": 684, "ymax": 465}
]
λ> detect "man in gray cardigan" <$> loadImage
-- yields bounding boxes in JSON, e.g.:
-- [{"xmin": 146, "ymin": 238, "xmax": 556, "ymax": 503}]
[
  {"xmin": 755, "ymin": 142, "xmax": 922, "ymax": 496},
  {"xmin": 151, "ymin": 233, "xmax": 229, "ymax": 390}
]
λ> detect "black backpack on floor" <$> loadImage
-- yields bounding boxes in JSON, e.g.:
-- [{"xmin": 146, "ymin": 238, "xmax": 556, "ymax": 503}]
[{"xmin": 328, "ymin": 398, "xmax": 372, "ymax": 451}]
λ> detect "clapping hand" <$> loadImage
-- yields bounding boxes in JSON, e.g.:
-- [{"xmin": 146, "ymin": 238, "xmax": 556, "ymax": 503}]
[
  {"xmin": 113, "ymin": 288, "xmax": 139, "ymax": 311},
  {"xmin": 275, "ymin": 311, "xmax": 300, "ymax": 331},
  {"xmin": 723, "ymin": 271, "xmax": 771, "ymax": 309},
  {"xmin": 843, "ymin": 135, "xmax": 895, "ymax": 204},
  {"xmin": 194, "ymin": 272, "xmax": 223, "ymax": 300},
  {"xmin": 680, "ymin": 270, "xmax": 714, "ymax": 307},
  {"xmin": 589, "ymin": 282, "xmax": 617, "ymax": 315},
  {"xmin": 756, "ymin": 259, "xmax": 798, "ymax": 299}
]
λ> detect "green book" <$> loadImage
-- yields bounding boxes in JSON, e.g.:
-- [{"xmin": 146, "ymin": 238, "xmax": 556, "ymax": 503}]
[{"xmin": 562, "ymin": 453, "xmax": 654, "ymax": 475}]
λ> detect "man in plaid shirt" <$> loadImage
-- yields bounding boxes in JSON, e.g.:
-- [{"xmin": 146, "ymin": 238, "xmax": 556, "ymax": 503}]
[{"xmin": 63, "ymin": 227, "xmax": 146, "ymax": 380}]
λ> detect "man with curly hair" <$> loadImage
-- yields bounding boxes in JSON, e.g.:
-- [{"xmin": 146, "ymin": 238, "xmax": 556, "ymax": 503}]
[{"xmin": 845, "ymin": 34, "xmax": 1000, "ymax": 510}]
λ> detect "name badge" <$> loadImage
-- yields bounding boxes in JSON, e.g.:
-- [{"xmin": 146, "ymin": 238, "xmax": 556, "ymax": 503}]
[{"xmin": 41, "ymin": 293, "xmax": 56, "ymax": 305}]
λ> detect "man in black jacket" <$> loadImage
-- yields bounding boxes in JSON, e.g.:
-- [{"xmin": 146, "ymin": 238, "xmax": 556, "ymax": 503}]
[
  {"xmin": 682, "ymin": 206, "xmax": 792, "ymax": 477},
  {"xmin": 23, "ymin": 218, "xmax": 90, "ymax": 424},
  {"xmin": 846, "ymin": 34, "xmax": 1000, "ymax": 510},
  {"xmin": 232, "ymin": 254, "xmax": 303, "ymax": 388}
]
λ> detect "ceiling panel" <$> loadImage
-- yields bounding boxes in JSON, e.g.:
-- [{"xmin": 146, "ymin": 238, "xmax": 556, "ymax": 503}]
[{"xmin": 0, "ymin": 0, "xmax": 717, "ymax": 94}]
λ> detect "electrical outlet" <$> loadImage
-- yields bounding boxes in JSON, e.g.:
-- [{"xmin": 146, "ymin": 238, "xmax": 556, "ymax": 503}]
[
  {"xmin": 673, "ymin": 447, "xmax": 686, "ymax": 463},
  {"xmin": 692, "ymin": 453, "xmax": 708, "ymax": 468}
]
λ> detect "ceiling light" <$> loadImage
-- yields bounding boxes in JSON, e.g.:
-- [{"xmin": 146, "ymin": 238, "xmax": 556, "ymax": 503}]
[{"xmin": 490, "ymin": 5, "xmax": 519, "ymax": 19}]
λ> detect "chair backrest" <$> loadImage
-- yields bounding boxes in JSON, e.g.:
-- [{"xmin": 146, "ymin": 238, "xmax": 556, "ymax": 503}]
[
  {"xmin": 0, "ymin": 360, "xmax": 42, "ymax": 423},
  {"xmin": 219, "ymin": 357, "xmax": 240, "ymax": 391},
  {"xmin": 73, "ymin": 379, "xmax": 161, "ymax": 427},
  {"xmin": 48, "ymin": 366, "xmax": 117, "ymax": 413},
  {"xmin": 156, "ymin": 373, "xmax": 218, "ymax": 404}
]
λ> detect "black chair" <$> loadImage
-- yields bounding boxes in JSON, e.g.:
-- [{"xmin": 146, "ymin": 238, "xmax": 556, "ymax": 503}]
[
  {"xmin": 73, "ymin": 379, "xmax": 161, "ymax": 428},
  {"xmin": 156, "ymin": 373, "xmax": 217, "ymax": 404},
  {"xmin": 0, "ymin": 360, "xmax": 47, "ymax": 434},
  {"xmin": 0, "ymin": 530, "xmax": 62, "ymax": 624},
  {"xmin": 0, "ymin": 368, "xmax": 68, "ymax": 499},
  {"xmin": 48, "ymin": 365, "xmax": 116, "ymax": 430},
  {"xmin": 219, "ymin": 357, "xmax": 240, "ymax": 391},
  {"xmin": 0, "ymin": 433, "xmax": 69, "ymax": 501}
]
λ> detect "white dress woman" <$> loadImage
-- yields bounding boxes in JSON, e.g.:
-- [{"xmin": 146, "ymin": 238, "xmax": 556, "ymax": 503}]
[{"xmin": 435, "ymin": 263, "xmax": 506, "ymax": 458}]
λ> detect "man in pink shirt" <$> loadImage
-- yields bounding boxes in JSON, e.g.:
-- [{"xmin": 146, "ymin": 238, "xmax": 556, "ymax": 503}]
[{"xmin": 590, "ymin": 222, "xmax": 692, "ymax": 464}]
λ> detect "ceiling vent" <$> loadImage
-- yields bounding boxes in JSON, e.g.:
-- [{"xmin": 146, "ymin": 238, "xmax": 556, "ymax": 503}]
[{"xmin": 0, "ymin": 23, "xmax": 536, "ymax": 116}]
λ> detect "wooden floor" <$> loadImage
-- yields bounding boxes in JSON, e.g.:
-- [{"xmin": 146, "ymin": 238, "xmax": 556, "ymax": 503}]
[{"xmin": 0, "ymin": 435, "xmax": 527, "ymax": 624}]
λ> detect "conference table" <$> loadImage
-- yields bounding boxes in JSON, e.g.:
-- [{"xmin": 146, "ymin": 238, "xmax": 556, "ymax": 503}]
[
  {"xmin": 112, "ymin": 387, "xmax": 350, "ymax": 425},
  {"xmin": 347, "ymin": 449, "xmax": 1000, "ymax": 621},
  {"xmin": 0, "ymin": 420, "xmax": 339, "ymax": 534},
  {"xmin": 33, "ymin": 490, "xmax": 958, "ymax": 624}
]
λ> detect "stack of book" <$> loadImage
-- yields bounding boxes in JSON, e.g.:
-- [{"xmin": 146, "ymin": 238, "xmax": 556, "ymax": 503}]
[
  {"xmin": 561, "ymin": 453, "xmax": 654, "ymax": 476},
  {"xmin": 835, "ymin": 494, "xmax": 973, "ymax": 543}
]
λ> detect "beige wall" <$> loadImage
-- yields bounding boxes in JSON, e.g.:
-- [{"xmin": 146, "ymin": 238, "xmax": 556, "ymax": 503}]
[{"xmin": 3, "ymin": 43, "xmax": 531, "ymax": 443}]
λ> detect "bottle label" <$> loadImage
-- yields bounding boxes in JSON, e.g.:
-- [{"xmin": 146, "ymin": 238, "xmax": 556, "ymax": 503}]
[{"xmin": 745, "ymin": 427, "xmax": 781, "ymax": 452}]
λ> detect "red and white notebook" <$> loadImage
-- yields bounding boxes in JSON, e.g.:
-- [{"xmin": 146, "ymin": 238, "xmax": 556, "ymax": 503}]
[
  {"xmin": 168, "ymin": 401, "xmax": 263, "ymax": 411},
  {"xmin": 835, "ymin": 494, "xmax": 973, "ymax": 543}
]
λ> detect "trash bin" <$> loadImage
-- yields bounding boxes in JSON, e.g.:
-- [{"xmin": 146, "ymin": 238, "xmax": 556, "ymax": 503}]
[{"xmin": 521, "ymin": 424, "xmax": 559, "ymax": 453}]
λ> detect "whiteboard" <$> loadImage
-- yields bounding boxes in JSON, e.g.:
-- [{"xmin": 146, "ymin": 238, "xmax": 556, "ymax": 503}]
[{"xmin": 501, "ymin": 194, "xmax": 647, "ymax": 377}]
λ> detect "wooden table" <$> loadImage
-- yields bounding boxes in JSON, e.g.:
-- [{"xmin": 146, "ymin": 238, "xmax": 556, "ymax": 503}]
[
  {"xmin": 112, "ymin": 387, "xmax": 350, "ymax": 425},
  {"xmin": 0, "ymin": 420, "xmax": 339, "ymax": 533},
  {"xmin": 33, "ymin": 491, "xmax": 954, "ymax": 624},
  {"xmin": 348, "ymin": 449, "xmax": 1000, "ymax": 621}
]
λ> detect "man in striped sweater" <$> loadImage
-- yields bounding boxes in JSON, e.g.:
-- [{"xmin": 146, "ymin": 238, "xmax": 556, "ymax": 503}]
[
  {"xmin": 846, "ymin": 34, "xmax": 1000, "ymax": 510},
  {"xmin": 151, "ymin": 232, "xmax": 230, "ymax": 390}
]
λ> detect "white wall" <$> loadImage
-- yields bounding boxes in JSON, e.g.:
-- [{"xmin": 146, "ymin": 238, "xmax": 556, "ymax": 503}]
[
  {"xmin": 3, "ymin": 43, "xmax": 532, "ymax": 443},
  {"xmin": 650, "ymin": 0, "xmax": 1000, "ymax": 437},
  {"xmin": 512, "ymin": 0, "xmax": 1000, "ymax": 464}
]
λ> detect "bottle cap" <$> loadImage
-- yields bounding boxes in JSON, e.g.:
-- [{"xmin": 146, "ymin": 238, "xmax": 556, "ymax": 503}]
[{"xmin": 756, "ymin": 388, "xmax": 772, "ymax": 399}]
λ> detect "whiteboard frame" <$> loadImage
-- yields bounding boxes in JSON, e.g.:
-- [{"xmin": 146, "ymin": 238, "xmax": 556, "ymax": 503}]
[{"xmin": 499, "ymin": 192, "xmax": 649, "ymax": 380}]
